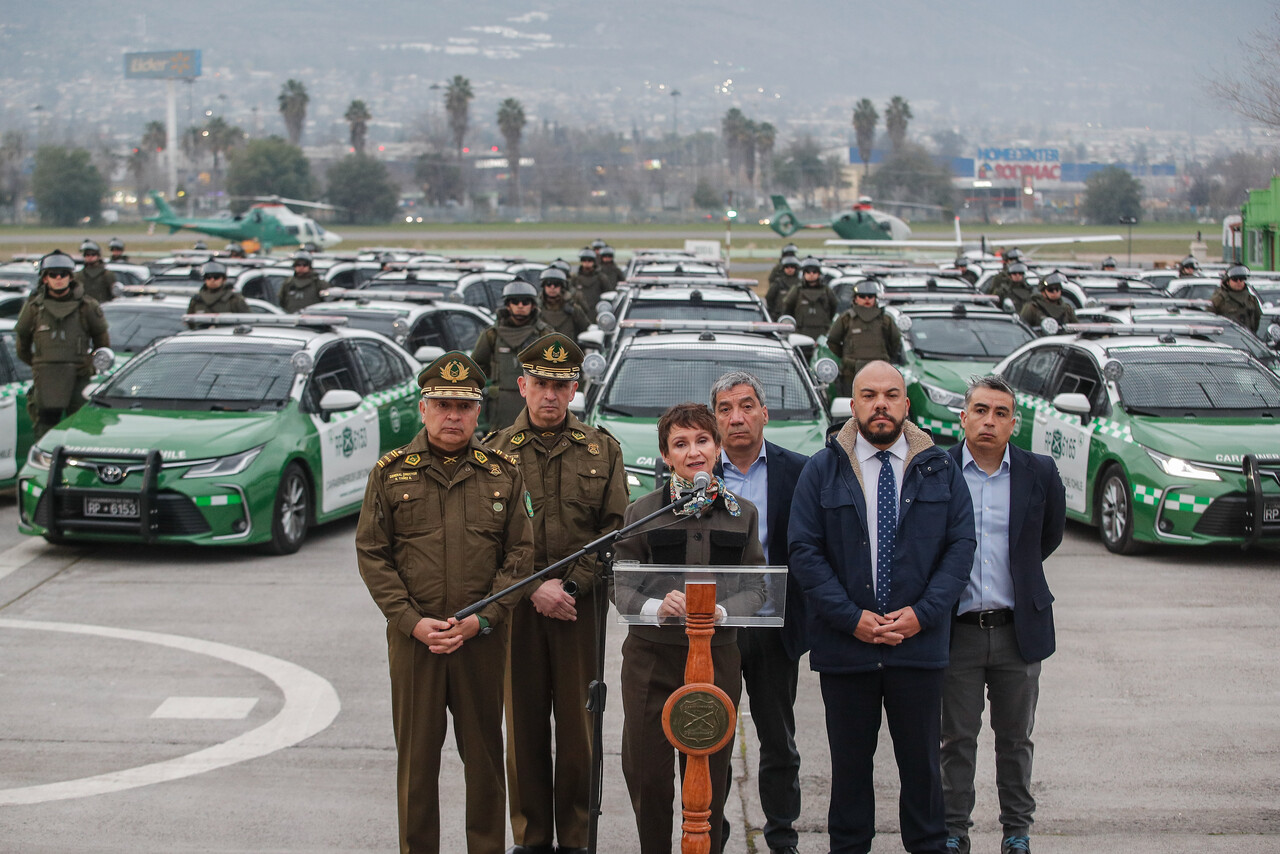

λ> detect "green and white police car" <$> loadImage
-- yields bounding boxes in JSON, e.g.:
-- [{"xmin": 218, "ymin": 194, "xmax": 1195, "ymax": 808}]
[
  {"xmin": 0, "ymin": 318, "xmax": 34, "ymax": 489},
  {"xmin": 994, "ymin": 324, "xmax": 1280, "ymax": 553},
  {"xmin": 580, "ymin": 320, "xmax": 835, "ymax": 499},
  {"xmin": 16, "ymin": 314, "xmax": 422, "ymax": 553}
]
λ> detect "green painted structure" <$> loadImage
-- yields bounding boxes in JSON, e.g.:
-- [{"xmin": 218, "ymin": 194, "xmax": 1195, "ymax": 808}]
[{"xmin": 1241, "ymin": 175, "xmax": 1280, "ymax": 269}]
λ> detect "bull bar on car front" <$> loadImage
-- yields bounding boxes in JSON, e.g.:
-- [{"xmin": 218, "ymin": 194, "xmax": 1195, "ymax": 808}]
[{"xmin": 42, "ymin": 447, "xmax": 164, "ymax": 543}]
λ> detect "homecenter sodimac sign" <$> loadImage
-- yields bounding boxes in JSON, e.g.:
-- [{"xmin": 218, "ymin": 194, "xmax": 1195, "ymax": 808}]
[
  {"xmin": 976, "ymin": 148, "xmax": 1061, "ymax": 183},
  {"xmin": 123, "ymin": 50, "xmax": 202, "ymax": 79}
]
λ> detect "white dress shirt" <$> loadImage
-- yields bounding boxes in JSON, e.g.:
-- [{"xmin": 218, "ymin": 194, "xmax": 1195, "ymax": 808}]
[{"xmin": 854, "ymin": 431, "xmax": 908, "ymax": 596}]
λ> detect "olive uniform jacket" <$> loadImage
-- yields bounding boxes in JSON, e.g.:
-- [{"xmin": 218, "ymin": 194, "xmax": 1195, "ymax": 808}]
[
  {"xmin": 278, "ymin": 272, "xmax": 324, "ymax": 313},
  {"xmin": 489, "ymin": 411, "xmax": 629, "ymax": 596},
  {"xmin": 1211, "ymin": 284, "xmax": 1262, "ymax": 334},
  {"xmin": 613, "ymin": 486, "xmax": 767, "ymax": 648},
  {"xmin": 1020, "ymin": 294, "xmax": 1077, "ymax": 330},
  {"xmin": 356, "ymin": 428, "xmax": 535, "ymax": 637},
  {"xmin": 74, "ymin": 264, "xmax": 117, "ymax": 303},
  {"xmin": 16, "ymin": 284, "xmax": 110, "ymax": 407},
  {"xmin": 188, "ymin": 286, "xmax": 249, "ymax": 314}
]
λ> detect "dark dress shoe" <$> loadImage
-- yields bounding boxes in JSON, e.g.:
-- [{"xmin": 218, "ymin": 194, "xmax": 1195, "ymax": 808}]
[
  {"xmin": 507, "ymin": 846, "xmax": 555, "ymax": 854},
  {"xmin": 555, "ymin": 848, "xmax": 589, "ymax": 854},
  {"xmin": 770, "ymin": 848, "xmax": 799, "ymax": 854}
]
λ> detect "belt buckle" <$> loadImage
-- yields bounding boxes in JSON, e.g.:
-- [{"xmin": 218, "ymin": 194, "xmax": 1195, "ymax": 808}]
[{"xmin": 978, "ymin": 611, "xmax": 996, "ymax": 629}]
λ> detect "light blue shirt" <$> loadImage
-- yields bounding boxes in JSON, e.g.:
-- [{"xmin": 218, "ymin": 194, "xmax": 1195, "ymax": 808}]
[
  {"xmin": 721, "ymin": 444, "xmax": 769, "ymax": 553},
  {"xmin": 959, "ymin": 443, "xmax": 1014, "ymax": 614}
]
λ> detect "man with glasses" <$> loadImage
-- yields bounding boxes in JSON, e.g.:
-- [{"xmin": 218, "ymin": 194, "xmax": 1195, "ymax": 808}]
[
  {"xmin": 1211, "ymin": 264, "xmax": 1262, "ymax": 335},
  {"xmin": 278, "ymin": 250, "xmax": 324, "ymax": 313},
  {"xmin": 1019, "ymin": 272, "xmax": 1076, "ymax": 333},
  {"xmin": 825, "ymin": 280, "xmax": 902, "ymax": 396},
  {"xmin": 74, "ymin": 239, "xmax": 117, "ymax": 303},
  {"xmin": 16, "ymin": 251, "xmax": 110, "ymax": 439},
  {"xmin": 992, "ymin": 262, "xmax": 1034, "ymax": 315},
  {"xmin": 1177, "ymin": 255, "xmax": 1200, "ymax": 278},
  {"xmin": 536, "ymin": 267, "xmax": 590, "ymax": 340},
  {"xmin": 782, "ymin": 257, "xmax": 838, "ymax": 342},
  {"xmin": 472, "ymin": 280, "xmax": 552, "ymax": 429},
  {"xmin": 188, "ymin": 261, "xmax": 249, "ymax": 315}
]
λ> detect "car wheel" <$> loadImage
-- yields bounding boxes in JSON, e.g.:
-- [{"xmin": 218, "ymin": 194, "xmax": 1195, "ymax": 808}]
[
  {"xmin": 1096, "ymin": 465, "xmax": 1149, "ymax": 555},
  {"xmin": 265, "ymin": 463, "xmax": 310, "ymax": 555}
]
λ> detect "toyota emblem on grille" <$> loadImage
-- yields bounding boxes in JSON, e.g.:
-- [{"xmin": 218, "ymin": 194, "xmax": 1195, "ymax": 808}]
[{"xmin": 98, "ymin": 465, "xmax": 126, "ymax": 484}]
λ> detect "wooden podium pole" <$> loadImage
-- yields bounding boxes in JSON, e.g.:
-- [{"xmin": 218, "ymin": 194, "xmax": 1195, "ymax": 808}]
[{"xmin": 662, "ymin": 581, "xmax": 736, "ymax": 854}]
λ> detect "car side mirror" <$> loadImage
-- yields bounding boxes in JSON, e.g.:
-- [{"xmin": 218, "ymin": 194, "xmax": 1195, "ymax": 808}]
[
  {"xmin": 414, "ymin": 345, "xmax": 445, "ymax": 364},
  {"xmin": 569, "ymin": 391, "xmax": 586, "ymax": 416},
  {"xmin": 1052, "ymin": 392, "xmax": 1092, "ymax": 424},
  {"xmin": 319, "ymin": 389, "xmax": 362, "ymax": 413}
]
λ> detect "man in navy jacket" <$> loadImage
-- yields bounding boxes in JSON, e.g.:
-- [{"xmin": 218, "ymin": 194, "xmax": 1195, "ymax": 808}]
[
  {"xmin": 712, "ymin": 371, "xmax": 810, "ymax": 854},
  {"xmin": 789, "ymin": 361, "xmax": 976, "ymax": 854},
  {"xmin": 941, "ymin": 375, "xmax": 1065, "ymax": 854}
]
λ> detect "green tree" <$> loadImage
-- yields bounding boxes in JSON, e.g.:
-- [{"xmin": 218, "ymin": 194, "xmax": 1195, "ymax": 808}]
[
  {"xmin": 141, "ymin": 120, "xmax": 167, "ymax": 155},
  {"xmin": 226, "ymin": 136, "xmax": 315, "ymax": 212},
  {"xmin": 326, "ymin": 154, "xmax": 397, "ymax": 223},
  {"xmin": 344, "ymin": 100, "xmax": 371, "ymax": 155},
  {"xmin": 931, "ymin": 128, "xmax": 967, "ymax": 160},
  {"xmin": 692, "ymin": 177, "xmax": 723, "ymax": 211},
  {"xmin": 278, "ymin": 79, "xmax": 310, "ymax": 145},
  {"xmin": 496, "ymin": 98, "xmax": 527, "ymax": 208},
  {"xmin": 773, "ymin": 135, "xmax": 826, "ymax": 208},
  {"xmin": 32, "ymin": 145, "xmax": 107, "ymax": 226},
  {"xmin": 755, "ymin": 122, "xmax": 776, "ymax": 194},
  {"xmin": 444, "ymin": 75, "xmax": 474, "ymax": 164},
  {"xmin": 852, "ymin": 98, "xmax": 879, "ymax": 175},
  {"xmin": 1082, "ymin": 166, "xmax": 1142, "ymax": 224},
  {"xmin": 884, "ymin": 96, "xmax": 913, "ymax": 152},
  {"xmin": 864, "ymin": 142, "xmax": 954, "ymax": 210},
  {"xmin": 202, "ymin": 116, "xmax": 244, "ymax": 193},
  {"xmin": 414, "ymin": 151, "xmax": 462, "ymax": 206},
  {"xmin": 0, "ymin": 131, "xmax": 27, "ymax": 222},
  {"xmin": 721, "ymin": 108, "xmax": 752, "ymax": 184}
]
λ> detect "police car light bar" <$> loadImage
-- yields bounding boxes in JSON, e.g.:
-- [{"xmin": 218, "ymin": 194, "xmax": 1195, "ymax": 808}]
[
  {"xmin": 619, "ymin": 318, "xmax": 796, "ymax": 334},
  {"xmin": 182, "ymin": 313, "xmax": 348, "ymax": 329},
  {"xmin": 1096, "ymin": 297, "xmax": 1213, "ymax": 309},
  {"xmin": 626, "ymin": 276, "xmax": 757, "ymax": 290},
  {"xmin": 1064, "ymin": 323, "xmax": 1224, "ymax": 337},
  {"xmin": 881, "ymin": 293, "xmax": 999, "ymax": 305},
  {"xmin": 121, "ymin": 285, "xmax": 203, "ymax": 298},
  {"xmin": 321, "ymin": 287, "xmax": 442, "ymax": 304}
]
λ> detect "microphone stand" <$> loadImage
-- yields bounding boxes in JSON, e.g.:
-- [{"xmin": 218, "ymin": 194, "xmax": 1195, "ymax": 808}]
[{"xmin": 454, "ymin": 487, "xmax": 704, "ymax": 854}]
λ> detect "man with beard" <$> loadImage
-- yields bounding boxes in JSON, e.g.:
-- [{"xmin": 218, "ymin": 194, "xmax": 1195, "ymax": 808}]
[
  {"xmin": 826, "ymin": 281, "xmax": 902, "ymax": 397},
  {"xmin": 472, "ymin": 281, "xmax": 553, "ymax": 429},
  {"xmin": 789, "ymin": 361, "xmax": 976, "ymax": 854}
]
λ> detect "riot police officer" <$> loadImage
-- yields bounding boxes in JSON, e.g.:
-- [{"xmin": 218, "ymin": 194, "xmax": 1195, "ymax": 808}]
[
  {"xmin": 537, "ymin": 267, "xmax": 591, "ymax": 340},
  {"xmin": 597, "ymin": 245, "xmax": 625, "ymax": 290},
  {"xmin": 74, "ymin": 240, "xmax": 117, "ymax": 303},
  {"xmin": 16, "ymin": 252, "xmax": 110, "ymax": 439},
  {"xmin": 825, "ymin": 280, "xmax": 902, "ymax": 396},
  {"xmin": 986, "ymin": 248, "xmax": 1024, "ymax": 302},
  {"xmin": 1211, "ymin": 265, "xmax": 1262, "ymax": 334},
  {"xmin": 108, "ymin": 237, "xmax": 128, "ymax": 263},
  {"xmin": 767, "ymin": 243, "xmax": 800, "ymax": 294},
  {"xmin": 278, "ymin": 251, "xmax": 324, "ymax": 312},
  {"xmin": 781, "ymin": 257, "xmax": 838, "ymax": 341},
  {"xmin": 765, "ymin": 254, "xmax": 800, "ymax": 319},
  {"xmin": 1100, "ymin": 256, "xmax": 1118, "ymax": 271},
  {"xmin": 993, "ymin": 261, "xmax": 1035, "ymax": 314},
  {"xmin": 188, "ymin": 261, "xmax": 249, "ymax": 315},
  {"xmin": 472, "ymin": 280, "xmax": 553, "ymax": 429},
  {"xmin": 1178, "ymin": 255, "xmax": 1200, "ymax": 278},
  {"xmin": 224, "ymin": 242, "xmax": 247, "ymax": 259},
  {"xmin": 570, "ymin": 248, "xmax": 608, "ymax": 315},
  {"xmin": 954, "ymin": 256, "xmax": 979, "ymax": 286},
  {"xmin": 1021, "ymin": 271, "xmax": 1078, "ymax": 332}
]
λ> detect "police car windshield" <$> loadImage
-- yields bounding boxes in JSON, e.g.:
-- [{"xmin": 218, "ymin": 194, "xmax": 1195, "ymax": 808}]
[
  {"xmin": 95, "ymin": 341, "xmax": 296, "ymax": 410},
  {"xmin": 907, "ymin": 317, "xmax": 1033, "ymax": 360},
  {"xmin": 1114, "ymin": 351, "xmax": 1280, "ymax": 416},
  {"xmin": 100, "ymin": 304, "xmax": 187, "ymax": 353},
  {"xmin": 600, "ymin": 344, "xmax": 818, "ymax": 419},
  {"xmin": 626, "ymin": 302, "xmax": 765, "ymax": 323}
]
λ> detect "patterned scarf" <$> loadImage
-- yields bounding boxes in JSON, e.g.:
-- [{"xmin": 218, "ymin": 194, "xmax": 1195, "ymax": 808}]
[{"xmin": 669, "ymin": 473, "xmax": 741, "ymax": 517}]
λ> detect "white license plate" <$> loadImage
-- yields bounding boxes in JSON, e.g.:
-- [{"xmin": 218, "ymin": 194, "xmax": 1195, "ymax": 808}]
[
  {"xmin": 84, "ymin": 497, "xmax": 139, "ymax": 519},
  {"xmin": 1264, "ymin": 500, "xmax": 1280, "ymax": 523}
]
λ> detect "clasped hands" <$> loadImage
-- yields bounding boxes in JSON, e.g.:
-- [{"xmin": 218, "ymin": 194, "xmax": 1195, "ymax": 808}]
[
  {"xmin": 853, "ymin": 606, "xmax": 920, "ymax": 646},
  {"xmin": 412, "ymin": 615, "xmax": 480, "ymax": 654}
]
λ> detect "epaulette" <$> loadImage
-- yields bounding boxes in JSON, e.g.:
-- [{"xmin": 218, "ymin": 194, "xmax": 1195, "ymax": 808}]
[
  {"xmin": 487, "ymin": 447, "xmax": 518, "ymax": 466},
  {"xmin": 376, "ymin": 448, "xmax": 404, "ymax": 469},
  {"xmin": 507, "ymin": 430, "xmax": 528, "ymax": 447},
  {"xmin": 593, "ymin": 423, "xmax": 621, "ymax": 446},
  {"xmin": 481, "ymin": 430, "xmax": 498, "ymax": 444}
]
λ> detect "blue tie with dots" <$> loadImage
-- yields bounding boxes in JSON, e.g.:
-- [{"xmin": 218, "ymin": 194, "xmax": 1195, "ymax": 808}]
[{"xmin": 875, "ymin": 450, "xmax": 896, "ymax": 614}]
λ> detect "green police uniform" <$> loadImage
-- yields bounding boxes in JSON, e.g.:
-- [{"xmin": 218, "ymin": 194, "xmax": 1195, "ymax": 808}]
[
  {"xmin": 599, "ymin": 259, "xmax": 625, "ymax": 290},
  {"xmin": 15, "ymin": 282, "xmax": 110, "ymax": 439},
  {"xmin": 781, "ymin": 282, "xmax": 838, "ymax": 340},
  {"xmin": 991, "ymin": 274, "xmax": 1034, "ymax": 314},
  {"xmin": 1020, "ymin": 294, "xmax": 1077, "ymax": 330},
  {"xmin": 538, "ymin": 292, "xmax": 591, "ymax": 340},
  {"xmin": 765, "ymin": 270, "xmax": 800, "ymax": 319},
  {"xmin": 277, "ymin": 271, "xmax": 324, "ymax": 313},
  {"xmin": 472, "ymin": 308, "xmax": 553, "ymax": 430},
  {"xmin": 826, "ymin": 305, "xmax": 903, "ymax": 396},
  {"xmin": 357, "ymin": 351, "xmax": 535, "ymax": 854},
  {"xmin": 569, "ymin": 269, "xmax": 608, "ymax": 314},
  {"xmin": 74, "ymin": 262, "xmax": 117, "ymax": 304},
  {"xmin": 488, "ymin": 333, "xmax": 629, "ymax": 852},
  {"xmin": 187, "ymin": 285, "xmax": 250, "ymax": 314},
  {"xmin": 1211, "ymin": 284, "xmax": 1262, "ymax": 333}
]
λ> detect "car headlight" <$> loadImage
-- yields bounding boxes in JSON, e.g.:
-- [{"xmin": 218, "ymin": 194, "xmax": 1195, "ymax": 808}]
[
  {"xmin": 182, "ymin": 446, "xmax": 264, "ymax": 478},
  {"xmin": 27, "ymin": 446, "xmax": 53, "ymax": 470},
  {"xmin": 922, "ymin": 382, "xmax": 965, "ymax": 409},
  {"xmin": 1145, "ymin": 449, "xmax": 1221, "ymax": 482}
]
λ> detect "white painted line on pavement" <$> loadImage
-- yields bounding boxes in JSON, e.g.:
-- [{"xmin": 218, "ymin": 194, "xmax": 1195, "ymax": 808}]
[
  {"xmin": 0, "ymin": 619, "xmax": 340, "ymax": 805},
  {"xmin": 151, "ymin": 697, "xmax": 259, "ymax": 720},
  {"xmin": 0, "ymin": 539, "xmax": 50, "ymax": 582}
]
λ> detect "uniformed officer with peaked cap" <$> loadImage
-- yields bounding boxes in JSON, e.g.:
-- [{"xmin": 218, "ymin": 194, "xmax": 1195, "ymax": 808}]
[
  {"xmin": 488, "ymin": 333, "xmax": 629, "ymax": 854},
  {"xmin": 357, "ymin": 350, "xmax": 535, "ymax": 854}
]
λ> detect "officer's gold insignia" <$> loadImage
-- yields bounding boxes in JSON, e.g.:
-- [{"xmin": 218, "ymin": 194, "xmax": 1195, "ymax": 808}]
[
  {"xmin": 543, "ymin": 341, "xmax": 569, "ymax": 363},
  {"xmin": 571, "ymin": 430, "xmax": 586, "ymax": 442},
  {"xmin": 494, "ymin": 449, "xmax": 518, "ymax": 465},
  {"xmin": 376, "ymin": 449, "xmax": 403, "ymax": 469},
  {"xmin": 388, "ymin": 472, "xmax": 417, "ymax": 483},
  {"xmin": 404, "ymin": 453, "xmax": 421, "ymax": 466},
  {"xmin": 588, "ymin": 443, "xmax": 600, "ymax": 455},
  {"xmin": 508, "ymin": 453, "xmax": 520, "ymax": 464},
  {"xmin": 441, "ymin": 360, "xmax": 470, "ymax": 383},
  {"xmin": 510, "ymin": 432, "xmax": 527, "ymax": 446},
  {"xmin": 489, "ymin": 464, "xmax": 502, "ymax": 476},
  {"xmin": 474, "ymin": 449, "xmax": 488, "ymax": 464}
]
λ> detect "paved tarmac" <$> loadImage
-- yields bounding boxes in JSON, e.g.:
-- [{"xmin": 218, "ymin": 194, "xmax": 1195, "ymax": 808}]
[{"xmin": 0, "ymin": 491, "xmax": 1276, "ymax": 853}]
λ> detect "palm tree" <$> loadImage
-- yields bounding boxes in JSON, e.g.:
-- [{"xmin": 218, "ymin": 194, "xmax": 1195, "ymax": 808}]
[
  {"xmin": 721, "ymin": 108, "xmax": 751, "ymax": 185},
  {"xmin": 444, "ymin": 75, "xmax": 474, "ymax": 164},
  {"xmin": 345, "ymin": 100, "xmax": 372, "ymax": 155},
  {"xmin": 884, "ymin": 96, "xmax": 913, "ymax": 153},
  {"xmin": 754, "ymin": 122, "xmax": 776, "ymax": 194},
  {"xmin": 852, "ymin": 99, "xmax": 878, "ymax": 175},
  {"xmin": 141, "ymin": 120, "xmax": 167, "ymax": 155},
  {"xmin": 202, "ymin": 116, "xmax": 243, "ymax": 194},
  {"xmin": 278, "ymin": 79, "xmax": 310, "ymax": 145},
  {"xmin": 496, "ymin": 98, "xmax": 527, "ymax": 208}
]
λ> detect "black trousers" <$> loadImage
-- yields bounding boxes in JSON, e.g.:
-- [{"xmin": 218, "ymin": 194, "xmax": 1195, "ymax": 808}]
[
  {"xmin": 819, "ymin": 668, "xmax": 947, "ymax": 854},
  {"xmin": 722, "ymin": 627, "xmax": 801, "ymax": 851}
]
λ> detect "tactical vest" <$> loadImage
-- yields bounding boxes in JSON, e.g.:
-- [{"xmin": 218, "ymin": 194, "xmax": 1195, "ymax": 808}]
[
  {"xmin": 837, "ymin": 309, "xmax": 892, "ymax": 375},
  {"xmin": 190, "ymin": 286, "xmax": 245, "ymax": 313},
  {"xmin": 792, "ymin": 287, "xmax": 834, "ymax": 338},
  {"xmin": 539, "ymin": 300, "xmax": 577, "ymax": 338},
  {"xmin": 493, "ymin": 322, "xmax": 544, "ymax": 392},
  {"xmin": 75, "ymin": 265, "xmax": 115, "ymax": 303}
]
